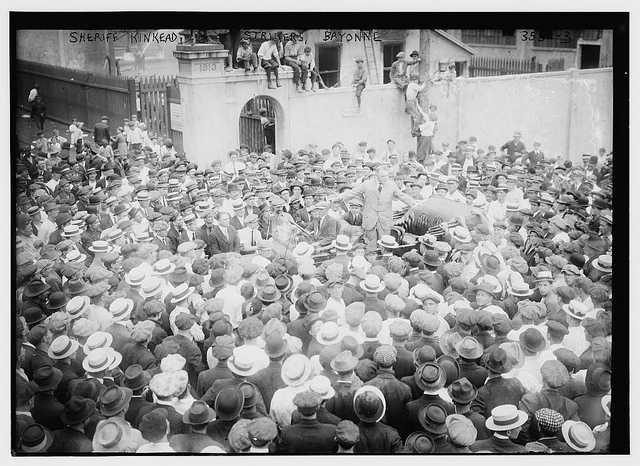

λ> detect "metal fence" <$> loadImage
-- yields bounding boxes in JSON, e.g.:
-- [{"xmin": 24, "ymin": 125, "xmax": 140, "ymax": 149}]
[
  {"xmin": 469, "ymin": 56, "xmax": 543, "ymax": 77},
  {"xmin": 16, "ymin": 59, "xmax": 136, "ymax": 132}
]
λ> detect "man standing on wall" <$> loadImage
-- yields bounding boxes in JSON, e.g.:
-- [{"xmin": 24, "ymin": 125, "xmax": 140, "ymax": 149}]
[
  {"xmin": 340, "ymin": 165, "xmax": 414, "ymax": 250},
  {"xmin": 500, "ymin": 131, "xmax": 526, "ymax": 162},
  {"xmin": 405, "ymin": 76, "xmax": 427, "ymax": 137}
]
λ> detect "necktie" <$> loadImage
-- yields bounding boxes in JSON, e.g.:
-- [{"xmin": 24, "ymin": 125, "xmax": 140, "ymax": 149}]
[
  {"xmin": 251, "ymin": 230, "xmax": 255, "ymax": 246},
  {"xmin": 378, "ymin": 183, "xmax": 383, "ymax": 193}
]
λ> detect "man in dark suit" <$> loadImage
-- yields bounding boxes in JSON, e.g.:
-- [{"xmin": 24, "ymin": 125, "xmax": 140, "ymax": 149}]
[
  {"xmin": 522, "ymin": 139, "xmax": 544, "ymax": 167},
  {"xmin": 93, "ymin": 116, "xmax": 111, "ymax": 144},
  {"xmin": 308, "ymin": 201, "xmax": 340, "ymax": 250},
  {"xmin": 400, "ymin": 362, "xmax": 454, "ymax": 440},
  {"xmin": 122, "ymin": 365, "xmax": 154, "ymax": 428},
  {"xmin": 196, "ymin": 335, "xmax": 234, "ymax": 398},
  {"xmin": 32, "ymin": 365, "xmax": 65, "ymax": 431},
  {"xmin": 500, "ymin": 131, "xmax": 527, "ymax": 163},
  {"xmin": 209, "ymin": 211, "xmax": 241, "ymax": 255},
  {"xmin": 195, "ymin": 210, "xmax": 218, "ymax": 258},
  {"xmin": 274, "ymin": 391, "xmax": 337, "ymax": 454},
  {"xmin": 470, "ymin": 404, "xmax": 528, "ymax": 453},
  {"xmin": 49, "ymin": 396, "xmax": 95, "ymax": 453},
  {"xmin": 341, "ymin": 165, "xmax": 413, "ymax": 251},
  {"xmin": 247, "ymin": 334, "xmax": 288, "ymax": 412}
]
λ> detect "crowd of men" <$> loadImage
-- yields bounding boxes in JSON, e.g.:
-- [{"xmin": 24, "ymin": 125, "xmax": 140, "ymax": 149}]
[{"xmin": 13, "ymin": 114, "xmax": 614, "ymax": 454}]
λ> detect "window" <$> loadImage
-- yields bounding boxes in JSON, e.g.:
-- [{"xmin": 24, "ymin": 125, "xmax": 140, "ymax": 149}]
[
  {"xmin": 461, "ymin": 29, "xmax": 516, "ymax": 46},
  {"xmin": 453, "ymin": 61, "xmax": 466, "ymax": 78},
  {"xmin": 317, "ymin": 45, "xmax": 341, "ymax": 88},
  {"xmin": 382, "ymin": 42, "xmax": 404, "ymax": 84}
]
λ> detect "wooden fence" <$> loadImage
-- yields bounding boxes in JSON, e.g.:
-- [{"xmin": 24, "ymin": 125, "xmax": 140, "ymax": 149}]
[
  {"xmin": 138, "ymin": 75, "xmax": 178, "ymax": 142},
  {"xmin": 165, "ymin": 84, "xmax": 183, "ymax": 154},
  {"xmin": 16, "ymin": 59, "xmax": 136, "ymax": 132},
  {"xmin": 239, "ymin": 96, "xmax": 278, "ymax": 154},
  {"xmin": 469, "ymin": 56, "xmax": 544, "ymax": 77}
]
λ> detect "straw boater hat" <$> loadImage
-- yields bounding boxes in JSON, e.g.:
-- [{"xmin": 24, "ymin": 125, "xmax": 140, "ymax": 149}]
[
  {"xmin": 332, "ymin": 234, "xmax": 352, "ymax": 251},
  {"xmin": 592, "ymin": 254, "xmax": 612, "ymax": 273},
  {"xmin": 228, "ymin": 346, "xmax": 260, "ymax": 377},
  {"xmin": 292, "ymin": 242, "xmax": 314, "ymax": 258},
  {"xmin": 377, "ymin": 235, "xmax": 399, "ymax": 249},
  {"xmin": 281, "ymin": 354, "xmax": 312, "ymax": 387},
  {"xmin": 47, "ymin": 335, "xmax": 80, "ymax": 360},
  {"xmin": 66, "ymin": 296, "xmax": 90, "ymax": 320},
  {"xmin": 360, "ymin": 274, "xmax": 385, "ymax": 293},
  {"xmin": 506, "ymin": 281, "xmax": 533, "ymax": 297},
  {"xmin": 563, "ymin": 299, "xmax": 588, "ymax": 320},
  {"xmin": 485, "ymin": 404, "xmax": 528, "ymax": 431},
  {"xmin": 83, "ymin": 332, "xmax": 113, "ymax": 355},
  {"xmin": 316, "ymin": 322, "xmax": 344, "ymax": 346},
  {"xmin": 152, "ymin": 258, "xmax": 176, "ymax": 276},
  {"xmin": 82, "ymin": 347, "xmax": 122, "ymax": 373},
  {"xmin": 109, "ymin": 298, "xmax": 134, "ymax": 322},
  {"xmin": 561, "ymin": 420, "xmax": 597, "ymax": 452}
]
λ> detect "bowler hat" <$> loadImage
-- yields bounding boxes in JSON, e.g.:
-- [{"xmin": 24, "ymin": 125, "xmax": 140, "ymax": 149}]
[
  {"xmin": 264, "ymin": 334, "xmax": 288, "ymax": 359},
  {"xmin": 519, "ymin": 328, "xmax": 547, "ymax": 353},
  {"xmin": 418, "ymin": 403, "xmax": 448, "ymax": 435},
  {"xmin": 215, "ymin": 386, "xmax": 245, "ymax": 421}
]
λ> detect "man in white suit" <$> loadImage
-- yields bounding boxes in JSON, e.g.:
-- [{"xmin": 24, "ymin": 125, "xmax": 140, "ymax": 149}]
[{"xmin": 340, "ymin": 165, "xmax": 414, "ymax": 250}]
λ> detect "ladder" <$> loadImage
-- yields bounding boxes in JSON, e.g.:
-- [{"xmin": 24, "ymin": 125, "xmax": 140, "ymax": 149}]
[{"xmin": 362, "ymin": 31, "xmax": 380, "ymax": 85}]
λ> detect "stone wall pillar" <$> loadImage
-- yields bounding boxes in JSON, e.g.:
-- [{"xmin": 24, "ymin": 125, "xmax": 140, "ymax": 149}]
[{"xmin": 173, "ymin": 43, "xmax": 230, "ymax": 167}]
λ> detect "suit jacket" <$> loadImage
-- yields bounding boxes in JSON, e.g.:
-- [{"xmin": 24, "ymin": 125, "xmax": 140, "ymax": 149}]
[
  {"xmin": 354, "ymin": 422, "xmax": 403, "ymax": 453},
  {"xmin": 93, "ymin": 122, "xmax": 111, "ymax": 144},
  {"xmin": 50, "ymin": 426, "xmax": 93, "ymax": 453},
  {"xmin": 458, "ymin": 361, "xmax": 488, "ymax": 389},
  {"xmin": 291, "ymin": 406, "xmax": 341, "ymax": 426},
  {"xmin": 209, "ymin": 225, "xmax": 241, "ymax": 255},
  {"xmin": 196, "ymin": 363, "xmax": 234, "ymax": 398},
  {"xmin": 163, "ymin": 334, "xmax": 206, "ymax": 388},
  {"xmin": 574, "ymin": 393, "xmax": 606, "ymax": 429},
  {"xmin": 32, "ymin": 392, "xmax": 65, "ymax": 431},
  {"xmin": 195, "ymin": 224, "xmax": 217, "ymax": 257},
  {"xmin": 120, "ymin": 342, "xmax": 157, "ymax": 372},
  {"xmin": 472, "ymin": 376, "xmax": 527, "ymax": 419},
  {"xmin": 105, "ymin": 323, "xmax": 133, "ymax": 353},
  {"xmin": 126, "ymin": 395, "xmax": 154, "ymax": 429},
  {"xmin": 365, "ymin": 369, "xmax": 411, "ymax": 431},
  {"xmin": 53, "ymin": 360, "xmax": 82, "ymax": 403},
  {"xmin": 229, "ymin": 215, "xmax": 245, "ymax": 231},
  {"xmin": 248, "ymin": 361, "xmax": 286, "ymax": 412},
  {"xmin": 312, "ymin": 214, "xmax": 340, "ymax": 246},
  {"xmin": 400, "ymin": 393, "xmax": 454, "ymax": 439},
  {"xmin": 275, "ymin": 418, "xmax": 337, "ymax": 454},
  {"xmin": 470, "ymin": 435, "xmax": 527, "ymax": 453},
  {"xmin": 206, "ymin": 419, "xmax": 237, "ymax": 452},
  {"xmin": 341, "ymin": 178, "xmax": 413, "ymax": 232},
  {"xmin": 99, "ymin": 213, "xmax": 115, "ymax": 231},
  {"xmin": 136, "ymin": 402, "xmax": 185, "ymax": 436},
  {"xmin": 392, "ymin": 343, "xmax": 416, "ymax": 380}
]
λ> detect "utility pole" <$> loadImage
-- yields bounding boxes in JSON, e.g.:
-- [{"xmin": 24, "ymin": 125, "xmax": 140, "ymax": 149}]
[
  {"xmin": 416, "ymin": 29, "xmax": 431, "ymax": 160},
  {"xmin": 418, "ymin": 29, "xmax": 431, "ymax": 110}
]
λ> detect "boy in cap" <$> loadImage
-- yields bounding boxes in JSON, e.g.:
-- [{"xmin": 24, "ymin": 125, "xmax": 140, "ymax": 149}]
[
  {"xmin": 525, "ymin": 408, "xmax": 573, "ymax": 452},
  {"xmin": 352, "ymin": 58, "xmax": 368, "ymax": 113}
]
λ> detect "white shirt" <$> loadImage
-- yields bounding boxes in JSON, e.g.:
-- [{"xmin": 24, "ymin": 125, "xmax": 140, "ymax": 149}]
[
  {"xmin": 486, "ymin": 199, "xmax": 508, "ymax": 222},
  {"xmin": 257, "ymin": 41, "xmax": 280, "ymax": 60},
  {"xmin": 215, "ymin": 284, "xmax": 244, "ymax": 328},
  {"xmin": 270, "ymin": 385, "xmax": 309, "ymax": 429},
  {"xmin": 238, "ymin": 226, "xmax": 262, "ymax": 248}
]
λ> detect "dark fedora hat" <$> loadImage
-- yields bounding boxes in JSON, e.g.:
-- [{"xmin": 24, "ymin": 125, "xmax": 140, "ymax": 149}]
[
  {"xmin": 448, "ymin": 377, "xmax": 478, "ymax": 404},
  {"xmin": 183, "ymin": 400, "xmax": 216, "ymax": 425},
  {"xmin": 415, "ymin": 362, "xmax": 446, "ymax": 391},
  {"xmin": 99, "ymin": 386, "xmax": 133, "ymax": 416},
  {"xmin": 257, "ymin": 284, "xmax": 282, "ymax": 304},
  {"xmin": 483, "ymin": 347, "xmax": 513, "ymax": 374},
  {"xmin": 60, "ymin": 396, "xmax": 97, "ymax": 425},
  {"xmin": 418, "ymin": 403, "xmax": 448, "ymax": 435},
  {"xmin": 436, "ymin": 355, "xmax": 460, "ymax": 388},
  {"xmin": 405, "ymin": 432, "xmax": 436, "ymax": 453},
  {"xmin": 330, "ymin": 350, "xmax": 360, "ymax": 373},
  {"xmin": 23, "ymin": 280, "xmax": 51, "ymax": 298},
  {"xmin": 214, "ymin": 386, "xmax": 244, "ymax": 421},
  {"xmin": 239, "ymin": 382, "xmax": 260, "ymax": 409},
  {"xmin": 33, "ymin": 365, "xmax": 63, "ymax": 392},
  {"xmin": 123, "ymin": 364, "xmax": 152, "ymax": 391},
  {"xmin": 340, "ymin": 335, "xmax": 364, "ymax": 359},
  {"xmin": 302, "ymin": 291, "xmax": 326, "ymax": 313}
]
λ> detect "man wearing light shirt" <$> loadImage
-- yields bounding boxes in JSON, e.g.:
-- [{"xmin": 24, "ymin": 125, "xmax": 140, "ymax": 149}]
[{"xmin": 258, "ymin": 39, "xmax": 282, "ymax": 89}]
